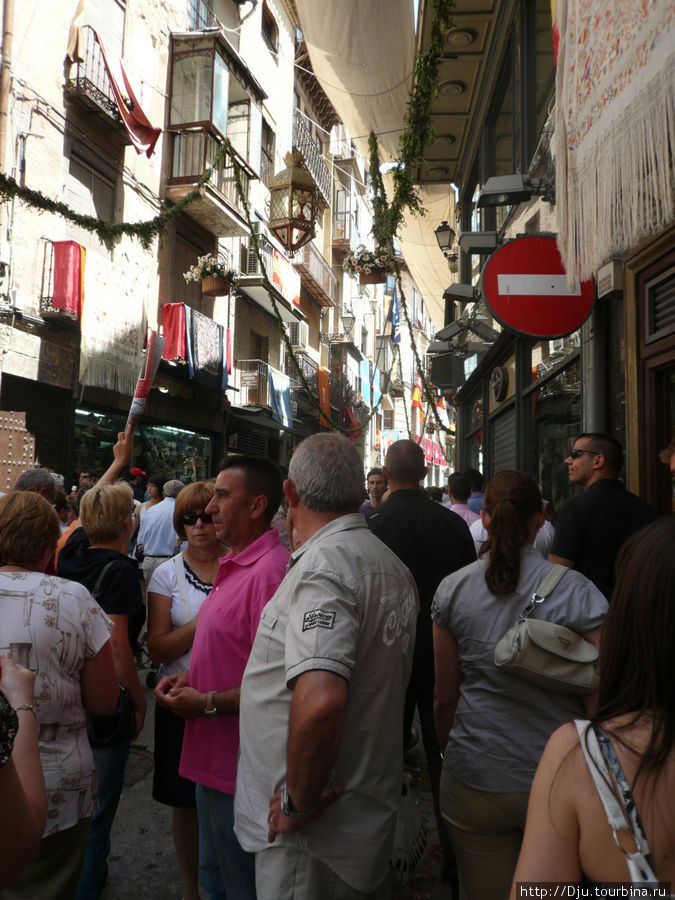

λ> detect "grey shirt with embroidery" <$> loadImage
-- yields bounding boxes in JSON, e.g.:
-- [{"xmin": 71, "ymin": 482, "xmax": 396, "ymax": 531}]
[{"xmin": 234, "ymin": 513, "xmax": 418, "ymax": 893}]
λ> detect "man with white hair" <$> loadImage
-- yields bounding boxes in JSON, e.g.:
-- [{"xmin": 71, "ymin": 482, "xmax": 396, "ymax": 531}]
[
  {"xmin": 234, "ymin": 433, "xmax": 418, "ymax": 899},
  {"xmin": 137, "ymin": 478, "xmax": 185, "ymax": 583}
]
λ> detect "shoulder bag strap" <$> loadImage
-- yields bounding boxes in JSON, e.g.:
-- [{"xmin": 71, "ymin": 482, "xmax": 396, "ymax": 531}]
[
  {"xmin": 574, "ymin": 720, "xmax": 659, "ymax": 884},
  {"xmin": 91, "ymin": 560, "xmax": 117, "ymax": 602},
  {"xmin": 173, "ymin": 553, "xmax": 192, "ymax": 623},
  {"xmin": 519, "ymin": 563, "xmax": 568, "ymax": 619}
]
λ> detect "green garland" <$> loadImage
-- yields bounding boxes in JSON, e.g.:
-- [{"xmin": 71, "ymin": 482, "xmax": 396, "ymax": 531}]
[{"xmin": 0, "ymin": 142, "xmax": 228, "ymax": 250}]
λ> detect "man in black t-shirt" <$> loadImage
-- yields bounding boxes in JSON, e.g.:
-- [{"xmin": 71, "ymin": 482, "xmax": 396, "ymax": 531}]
[
  {"xmin": 550, "ymin": 432, "xmax": 656, "ymax": 599},
  {"xmin": 368, "ymin": 440, "xmax": 475, "ymax": 890}
]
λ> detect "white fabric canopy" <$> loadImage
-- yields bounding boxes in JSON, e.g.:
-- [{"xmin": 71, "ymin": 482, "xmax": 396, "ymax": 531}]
[{"xmin": 294, "ymin": 0, "xmax": 453, "ymax": 328}]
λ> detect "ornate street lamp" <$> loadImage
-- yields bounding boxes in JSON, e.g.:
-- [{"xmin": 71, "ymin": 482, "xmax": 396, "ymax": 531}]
[
  {"xmin": 268, "ymin": 150, "xmax": 318, "ymax": 256},
  {"xmin": 434, "ymin": 220, "xmax": 456, "ymax": 259}
]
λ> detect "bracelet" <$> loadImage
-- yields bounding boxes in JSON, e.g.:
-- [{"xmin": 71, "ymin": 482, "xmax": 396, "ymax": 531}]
[{"xmin": 14, "ymin": 704, "xmax": 36, "ymax": 717}]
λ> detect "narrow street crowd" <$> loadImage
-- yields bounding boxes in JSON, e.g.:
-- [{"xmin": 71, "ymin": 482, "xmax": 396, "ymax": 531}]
[{"xmin": 0, "ymin": 429, "xmax": 673, "ymax": 899}]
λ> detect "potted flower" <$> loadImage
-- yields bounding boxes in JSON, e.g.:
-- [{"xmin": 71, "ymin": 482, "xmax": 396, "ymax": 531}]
[
  {"xmin": 343, "ymin": 244, "xmax": 395, "ymax": 285},
  {"xmin": 183, "ymin": 255, "xmax": 236, "ymax": 296}
]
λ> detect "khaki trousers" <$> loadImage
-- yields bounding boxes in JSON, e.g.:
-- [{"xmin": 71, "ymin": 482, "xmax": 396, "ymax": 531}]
[
  {"xmin": 255, "ymin": 846, "xmax": 374, "ymax": 900},
  {"xmin": 0, "ymin": 818, "xmax": 90, "ymax": 900},
  {"xmin": 440, "ymin": 769, "xmax": 529, "ymax": 900}
]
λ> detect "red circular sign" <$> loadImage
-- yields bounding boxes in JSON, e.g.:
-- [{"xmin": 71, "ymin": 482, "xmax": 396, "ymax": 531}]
[{"xmin": 481, "ymin": 235, "xmax": 595, "ymax": 338}]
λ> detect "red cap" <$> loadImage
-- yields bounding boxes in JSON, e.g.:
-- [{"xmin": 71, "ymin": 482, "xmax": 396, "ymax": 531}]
[{"xmin": 129, "ymin": 467, "xmax": 146, "ymax": 477}]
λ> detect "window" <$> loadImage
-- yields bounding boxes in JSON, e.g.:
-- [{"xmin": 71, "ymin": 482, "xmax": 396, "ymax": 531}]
[
  {"xmin": 261, "ymin": 3, "xmax": 279, "ymax": 56},
  {"xmin": 66, "ymin": 154, "xmax": 115, "ymax": 258},
  {"xmin": 173, "ymin": 233, "xmax": 214, "ymax": 312},
  {"xmin": 82, "ymin": 0, "xmax": 125, "ymax": 56},
  {"xmin": 383, "ymin": 409, "xmax": 394, "ymax": 430},
  {"xmin": 261, "ymin": 118, "xmax": 276, "ymax": 187},
  {"xmin": 170, "ymin": 48, "xmax": 228, "ymax": 133}
]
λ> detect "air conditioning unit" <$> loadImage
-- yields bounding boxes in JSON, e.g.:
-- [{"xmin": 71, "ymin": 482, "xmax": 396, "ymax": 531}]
[
  {"xmin": 596, "ymin": 260, "xmax": 623, "ymax": 298},
  {"xmin": 289, "ymin": 320, "xmax": 309, "ymax": 350},
  {"xmin": 549, "ymin": 338, "xmax": 565, "ymax": 354}
]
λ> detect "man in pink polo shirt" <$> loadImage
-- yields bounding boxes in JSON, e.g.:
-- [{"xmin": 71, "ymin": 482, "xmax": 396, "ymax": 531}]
[{"xmin": 154, "ymin": 455, "xmax": 289, "ymax": 900}]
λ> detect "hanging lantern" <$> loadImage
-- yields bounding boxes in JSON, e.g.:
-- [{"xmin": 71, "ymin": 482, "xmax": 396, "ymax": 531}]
[{"xmin": 268, "ymin": 150, "xmax": 318, "ymax": 256}]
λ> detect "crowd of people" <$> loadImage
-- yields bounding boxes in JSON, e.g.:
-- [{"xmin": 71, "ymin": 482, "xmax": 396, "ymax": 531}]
[{"xmin": 0, "ymin": 428, "xmax": 672, "ymax": 899}]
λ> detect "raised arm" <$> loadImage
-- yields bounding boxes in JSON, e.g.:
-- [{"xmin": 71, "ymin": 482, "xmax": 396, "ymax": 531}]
[{"xmin": 97, "ymin": 424, "xmax": 134, "ymax": 487}]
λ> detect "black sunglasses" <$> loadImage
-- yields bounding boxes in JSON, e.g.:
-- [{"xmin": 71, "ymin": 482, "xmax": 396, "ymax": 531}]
[
  {"xmin": 568, "ymin": 448, "xmax": 599, "ymax": 460},
  {"xmin": 182, "ymin": 511, "xmax": 213, "ymax": 525}
]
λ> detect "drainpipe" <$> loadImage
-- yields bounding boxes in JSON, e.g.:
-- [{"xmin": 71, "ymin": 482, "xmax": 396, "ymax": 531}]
[{"xmin": 0, "ymin": 0, "xmax": 14, "ymax": 181}]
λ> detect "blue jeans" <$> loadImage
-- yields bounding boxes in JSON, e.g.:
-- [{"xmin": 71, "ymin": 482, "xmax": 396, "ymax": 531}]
[
  {"xmin": 75, "ymin": 742, "xmax": 131, "ymax": 899},
  {"xmin": 196, "ymin": 783, "xmax": 256, "ymax": 900}
]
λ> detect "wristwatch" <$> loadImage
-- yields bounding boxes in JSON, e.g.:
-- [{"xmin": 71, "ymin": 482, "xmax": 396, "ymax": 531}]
[
  {"xmin": 280, "ymin": 785, "xmax": 315, "ymax": 819},
  {"xmin": 203, "ymin": 691, "xmax": 219, "ymax": 718}
]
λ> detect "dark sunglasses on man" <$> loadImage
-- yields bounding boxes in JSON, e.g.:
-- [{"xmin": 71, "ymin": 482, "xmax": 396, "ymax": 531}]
[
  {"xmin": 182, "ymin": 511, "xmax": 213, "ymax": 526},
  {"xmin": 568, "ymin": 448, "xmax": 600, "ymax": 460}
]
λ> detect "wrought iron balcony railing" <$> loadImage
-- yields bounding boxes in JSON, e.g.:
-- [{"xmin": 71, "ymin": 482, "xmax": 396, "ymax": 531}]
[
  {"xmin": 294, "ymin": 241, "xmax": 337, "ymax": 307},
  {"xmin": 171, "ymin": 130, "xmax": 250, "ymax": 212},
  {"xmin": 65, "ymin": 25, "xmax": 126, "ymax": 132},
  {"xmin": 236, "ymin": 359, "xmax": 270, "ymax": 407},
  {"xmin": 292, "ymin": 112, "xmax": 332, "ymax": 206}
]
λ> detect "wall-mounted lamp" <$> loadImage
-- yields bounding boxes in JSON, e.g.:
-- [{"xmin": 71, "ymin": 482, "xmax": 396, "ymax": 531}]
[
  {"xmin": 434, "ymin": 220, "xmax": 456, "ymax": 259},
  {"xmin": 341, "ymin": 308, "xmax": 356, "ymax": 330},
  {"xmin": 476, "ymin": 174, "xmax": 555, "ymax": 208}
]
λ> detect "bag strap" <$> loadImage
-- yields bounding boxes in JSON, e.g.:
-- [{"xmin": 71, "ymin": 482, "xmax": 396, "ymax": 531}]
[
  {"xmin": 173, "ymin": 553, "xmax": 192, "ymax": 623},
  {"xmin": 520, "ymin": 563, "xmax": 568, "ymax": 619},
  {"xmin": 575, "ymin": 719, "xmax": 658, "ymax": 883},
  {"xmin": 91, "ymin": 560, "xmax": 117, "ymax": 602}
]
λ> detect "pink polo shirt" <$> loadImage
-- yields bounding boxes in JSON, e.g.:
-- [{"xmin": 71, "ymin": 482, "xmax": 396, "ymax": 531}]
[{"xmin": 179, "ymin": 528, "xmax": 289, "ymax": 793}]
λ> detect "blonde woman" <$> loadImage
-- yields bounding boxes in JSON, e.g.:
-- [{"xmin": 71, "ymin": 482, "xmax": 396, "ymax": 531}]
[
  {"xmin": 147, "ymin": 482, "xmax": 221, "ymax": 900},
  {"xmin": 57, "ymin": 481, "xmax": 146, "ymax": 898}
]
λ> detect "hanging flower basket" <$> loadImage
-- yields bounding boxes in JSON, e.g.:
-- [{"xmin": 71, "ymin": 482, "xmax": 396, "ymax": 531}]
[
  {"xmin": 201, "ymin": 274, "xmax": 230, "ymax": 296},
  {"xmin": 183, "ymin": 255, "xmax": 236, "ymax": 296},
  {"xmin": 343, "ymin": 244, "xmax": 396, "ymax": 284},
  {"xmin": 359, "ymin": 271, "xmax": 387, "ymax": 285}
]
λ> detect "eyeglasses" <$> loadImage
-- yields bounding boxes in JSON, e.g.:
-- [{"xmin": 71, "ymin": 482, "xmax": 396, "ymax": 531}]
[
  {"xmin": 568, "ymin": 448, "xmax": 600, "ymax": 460},
  {"xmin": 182, "ymin": 511, "xmax": 213, "ymax": 526}
]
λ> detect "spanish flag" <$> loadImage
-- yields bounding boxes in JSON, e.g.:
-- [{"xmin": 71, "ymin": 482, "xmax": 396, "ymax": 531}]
[{"xmin": 412, "ymin": 384, "xmax": 425, "ymax": 423}]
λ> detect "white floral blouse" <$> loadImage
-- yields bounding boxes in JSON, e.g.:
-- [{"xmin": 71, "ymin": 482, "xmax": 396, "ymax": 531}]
[{"xmin": 0, "ymin": 571, "xmax": 112, "ymax": 836}]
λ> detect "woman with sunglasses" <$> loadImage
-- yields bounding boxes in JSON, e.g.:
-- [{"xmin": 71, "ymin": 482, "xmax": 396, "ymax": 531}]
[{"xmin": 146, "ymin": 481, "xmax": 221, "ymax": 900}]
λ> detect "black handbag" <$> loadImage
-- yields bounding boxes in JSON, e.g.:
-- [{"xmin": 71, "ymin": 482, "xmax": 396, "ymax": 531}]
[
  {"xmin": 86, "ymin": 684, "xmax": 136, "ymax": 748},
  {"xmin": 85, "ymin": 561, "xmax": 136, "ymax": 747}
]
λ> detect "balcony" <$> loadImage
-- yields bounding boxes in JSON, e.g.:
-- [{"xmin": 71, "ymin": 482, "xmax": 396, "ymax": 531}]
[
  {"xmin": 292, "ymin": 112, "xmax": 332, "ymax": 209},
  {"xmin": 236, "ymin": 359, "xmax": 271, "ymax": 407},
  {"xmin": 294, "ymin": 241, "xmax": 337, "ymax": 308},
  {"xmin": 38, "ymin": 240, "xmax": 80, "ymax": 328},
  {"xmin": 187, "ymin": 0, "xmax": 240, "ymax": 52},
  {"xmin": 166, "ymin": 129, "xmax": 251, "ymax": 237},
  {"xmin": 65, "ymin": 25, "xmax": 130, "ymax": 142},
  {"xmin": 285, "ymin": 351, "xmax": 347, "ymax": 414}
]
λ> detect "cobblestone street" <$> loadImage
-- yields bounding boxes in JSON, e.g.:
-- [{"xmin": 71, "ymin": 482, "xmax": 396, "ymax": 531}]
[{"xmin": 101, "ymin": 671, "xmax": 451, "ymax": 900}]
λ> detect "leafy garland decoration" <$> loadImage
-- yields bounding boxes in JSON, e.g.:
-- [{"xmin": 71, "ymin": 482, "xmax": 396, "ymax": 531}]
[{"xmin": 0, "ymin": 143, "xmax": 229, "ymax": 250}]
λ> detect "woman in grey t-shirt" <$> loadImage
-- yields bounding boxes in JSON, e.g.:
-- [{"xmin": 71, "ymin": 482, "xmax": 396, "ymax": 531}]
[{"xmin": 432, "ymin": 471, "xmax": 607, "ymax": 900}]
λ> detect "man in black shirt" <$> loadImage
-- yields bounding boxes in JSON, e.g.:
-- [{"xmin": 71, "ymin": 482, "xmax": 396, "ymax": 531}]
[
  {"xmin": 550, "ymin": 432, "xmax": 656, "ymax": 598},
  {"xmin": 368, "ymin": 440, "xmax": 475, "ymax": 889}
]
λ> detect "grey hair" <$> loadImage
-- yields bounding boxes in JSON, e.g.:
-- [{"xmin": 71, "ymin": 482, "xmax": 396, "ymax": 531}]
[
  {"xmin": 13, "ymin": 469, "xmax": 56, "ymax": 494},
  {"xmin": 289, "ymin": 433, "xmax": 364, "ymax": 513},
  {"xmin": 163, "ymin": 479, "xmax": 185, "ymax": 498}
]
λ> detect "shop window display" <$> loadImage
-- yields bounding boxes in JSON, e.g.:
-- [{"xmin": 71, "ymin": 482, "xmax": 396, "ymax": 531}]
[
  {"xmin": 529, "ymin": 359, "xmax": 581, "ymax": 513},
  {"xmin": 73, "ymin": 409, "xmax": 212, "ymax": 485}
]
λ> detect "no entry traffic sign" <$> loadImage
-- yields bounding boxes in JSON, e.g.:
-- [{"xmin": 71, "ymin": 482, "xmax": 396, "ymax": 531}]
[{"xmin": 481, "ymin": 235, "xmax": 595, "ymax": 338}]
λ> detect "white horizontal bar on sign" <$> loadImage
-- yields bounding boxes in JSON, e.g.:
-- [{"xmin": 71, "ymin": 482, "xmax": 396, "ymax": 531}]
[{"xmin": 497, "ymin": 274, "xmax": 581, "ymax": 296}]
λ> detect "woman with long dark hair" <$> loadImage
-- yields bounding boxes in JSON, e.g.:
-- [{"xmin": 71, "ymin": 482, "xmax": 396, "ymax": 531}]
[
  {"xmin": 510, "ymin": 516, "xmax": 675, "ymax": 891},
  {"xmin": 432, "ymin": 471, "xmax": 608, "ymax": 899}
]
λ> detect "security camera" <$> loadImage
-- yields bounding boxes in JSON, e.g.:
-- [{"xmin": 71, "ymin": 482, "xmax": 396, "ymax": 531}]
[
  {"xmin": 443, "ymin": 282, "xmax": 480, "ymax": 303},
  {"xmin": 457, "ymin": 231, "xmax": 498, "ymax": 254},
  {"xmin": 476, "ymin": 174, "xmax": 554, "ymax": 208}
]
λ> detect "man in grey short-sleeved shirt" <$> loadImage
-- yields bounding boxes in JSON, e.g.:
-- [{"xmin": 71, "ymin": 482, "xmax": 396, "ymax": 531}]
[{"xmin": 234, "ymin": 434, "xmax": 418, "ymax": 899}]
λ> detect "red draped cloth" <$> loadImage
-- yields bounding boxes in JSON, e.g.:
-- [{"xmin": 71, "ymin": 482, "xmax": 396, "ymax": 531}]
[
  {"xmin": 52, "ymin": 241, "xmax": 83, "ymax": 314},
  {"xmin": 161, "ymin": 303, "xmax": 187, "ymax": 361}
]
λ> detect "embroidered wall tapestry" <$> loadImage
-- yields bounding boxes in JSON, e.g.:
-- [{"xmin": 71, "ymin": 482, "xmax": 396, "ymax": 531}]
[{"xmin": 554, "ymin": 0, "xmax": 674, "ymax": 280}]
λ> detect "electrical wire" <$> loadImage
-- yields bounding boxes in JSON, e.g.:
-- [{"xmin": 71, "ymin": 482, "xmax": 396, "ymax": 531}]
[{"xmin": 293, "ymin": 62, "xmax": 413, "ymax": 99}]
